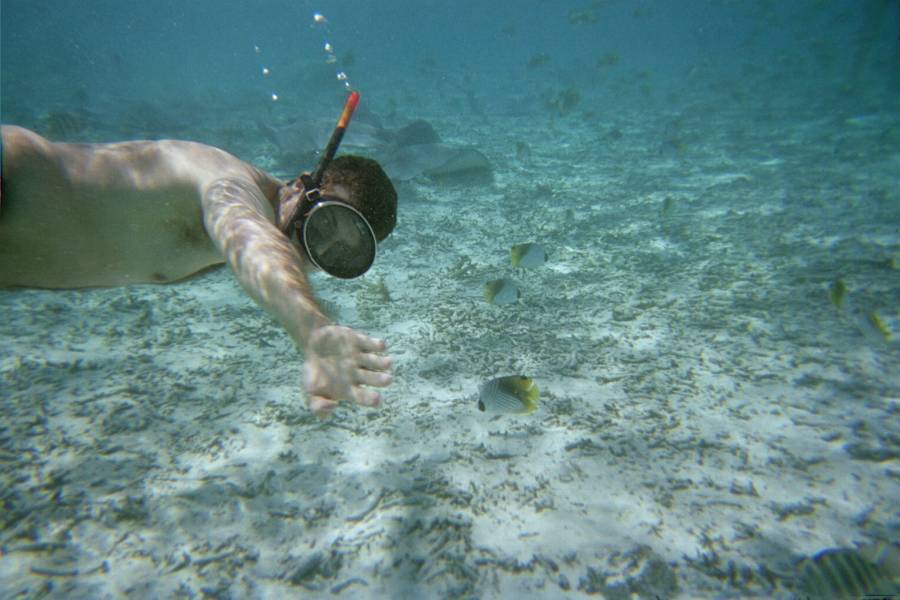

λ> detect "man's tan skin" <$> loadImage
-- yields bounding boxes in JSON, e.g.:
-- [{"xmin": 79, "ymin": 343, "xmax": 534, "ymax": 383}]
[{"xmin": 0, "ymin": 125, "xmax": 393, "ymax": 417}]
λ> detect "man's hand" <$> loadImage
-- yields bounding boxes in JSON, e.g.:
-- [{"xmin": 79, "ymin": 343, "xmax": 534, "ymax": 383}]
[{"xmin": 303, "ymin": 325, "xmax": 393, "ymax": 418}]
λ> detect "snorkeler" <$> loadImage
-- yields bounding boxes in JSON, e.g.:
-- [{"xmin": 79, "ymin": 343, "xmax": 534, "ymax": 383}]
[{"xmin": 0, "ymin": 92, "xmax": 396, "ymax": 418}]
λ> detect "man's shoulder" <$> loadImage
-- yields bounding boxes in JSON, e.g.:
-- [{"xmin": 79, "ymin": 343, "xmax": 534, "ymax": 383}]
[
  {"xmin": 1, "ymin": 125, "xmax": 56, "ymax": 159},
  {"xmin": 150, "ymin": 140, "xmax": 260, "ymax": 184}
]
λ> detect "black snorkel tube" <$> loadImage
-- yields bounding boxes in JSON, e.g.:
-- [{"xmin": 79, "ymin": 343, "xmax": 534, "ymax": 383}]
[
  {"xmin": 305, "ymin": 90, "xmax": 360, "ymax": 192},
  {"xmin": 280, "ymin": 91, "xmax": 361, "ymax": 236}
]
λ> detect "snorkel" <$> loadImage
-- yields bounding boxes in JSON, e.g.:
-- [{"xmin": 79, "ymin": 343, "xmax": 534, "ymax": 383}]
[
  {"xmin": 305, "ymin": 90, "xmax": 360, "ymax": 193},
  {"xmin": 280, "ymin": 90, "xmax": 361, "ymax": 237},
  {"xmin": 277, "ymin": 90, "xmax": 378, "ymax": 279}
]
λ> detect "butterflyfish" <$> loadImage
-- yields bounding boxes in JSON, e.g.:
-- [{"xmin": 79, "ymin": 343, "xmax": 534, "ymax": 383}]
[
  {"xmin": 478, "ymin": 376, "xmax": 539, "ymax": 414},
  {"xmin": 510, "ymin": 243, "xmax": 547, "ymax": 268},
  {"xmin": 484, "ymin": 279, "xmax": 520, "ymax": 305},
  {"xmin": 796, "ymin": 547, "xmax": 897, "ymax": 600}
]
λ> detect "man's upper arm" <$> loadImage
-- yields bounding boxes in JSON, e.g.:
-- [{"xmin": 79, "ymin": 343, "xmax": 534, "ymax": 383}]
[{"xmin": 201, "ymin": 177, "xmax": 274, "ymax": 250}]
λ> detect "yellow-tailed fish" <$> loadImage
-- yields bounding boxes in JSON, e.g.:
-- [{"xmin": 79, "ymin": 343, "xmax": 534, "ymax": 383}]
[
  {"xmin": 829, "ymin": 279, "xmax": 847, "ymax": 309},
  {"xmin": 478, "ymin": 375, "xmax": 539, "ymax": 414},
  {"xmin": 866, "ymin": 310, "xmax": 892, "ymax": 342},
  {"xmin": 484, "ymin": 278, "xmax": 520, "ymax": 305},
  {"xmin": 510, "ymin": 243, "xmax": 547, "ymax": 268},
  {"xmin": 796, "ymin": 547, "xmax": 897, "ymax": 600}
]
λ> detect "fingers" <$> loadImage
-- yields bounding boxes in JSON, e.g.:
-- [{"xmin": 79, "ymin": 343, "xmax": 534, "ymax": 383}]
[
  {"xmin": 309, "ymin": 395, "xmax": 338, "ymax": 419},
  {"xmin": 354, "ymin": 332, "xmax": 386, "ymax": 353},
  {"xmin": 354, "ymin": 336, "xmax": 393, "ymax": 387},
  {"xmin": 354, "ymin": 368, "xmax": 392, "ymax": 388},
  {"xmin": 353, "ymin": 387, "xmax": 382, "ymax": 408},
  {"xmin": 358, "ymin": 352, "xmax": 392, "ymax": 372},
  {"xmin": 309, "ymin": 386, "xmax": 381, "ymax": 417}
]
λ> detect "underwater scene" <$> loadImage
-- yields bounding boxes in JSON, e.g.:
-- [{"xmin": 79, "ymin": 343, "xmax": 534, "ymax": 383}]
[{"xmin": 1, "ymin": 0, "xmax": 899, "ymax": 598}]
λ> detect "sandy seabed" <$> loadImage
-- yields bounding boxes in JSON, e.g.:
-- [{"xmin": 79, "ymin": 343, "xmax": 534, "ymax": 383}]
[{"xmin": 1, "ymin": 95, "xmax": 899, "ymax": 599}]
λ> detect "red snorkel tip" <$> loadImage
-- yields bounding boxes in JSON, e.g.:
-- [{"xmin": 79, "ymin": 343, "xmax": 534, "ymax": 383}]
[
  {"xmin": 301, "ymin": 90, "xmax": 362, "ymax": 192},
  {"xmin": 337, "ymin": 91, "xmax": 360, "ymax": 129}
]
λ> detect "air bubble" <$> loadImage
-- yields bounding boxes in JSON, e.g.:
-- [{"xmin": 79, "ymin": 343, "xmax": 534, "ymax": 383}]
[{"xmin": 313, "ymin": 10, "xmax": 353, "ymax": 91}]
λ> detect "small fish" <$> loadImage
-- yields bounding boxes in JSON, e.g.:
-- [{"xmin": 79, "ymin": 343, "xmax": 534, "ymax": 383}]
[
  {"xmin": 796, "ymin": 547, "xmax": 897, "ymax": 600},
  {"xmin": 658, "ymin": 138, "xmax": 685, "ymax": 157},
  {"xmin": 596, "ymin": 52, "xmax": 620, "ymax": 69},
  {"xmin": 526, "ymin": 53, "xmax": 551, "ymax": 70},
  {"xmin": 866, "ymin": 310, "xmax": 892, "ymax": 342},
  {"xmin": 661, "ymin": 196, "xmax": 675, "ymax": 217},
  {"xmin": 510, "ymin": 243, "xmax": 547, "ymax": 268},
  {"xmin": 515, "ymin": 141, "xmax": 532, "ymax": 162},
  {"xmin": 484, "ymin": 279, "xmax": 520, "ymax": 305},
  {"xmin": 849, "ymin": 305, "xmax": 895, "ymax": 346},
  {"xmin": 829, "ymin": 279, "xmax": 847, "ymax": 309},
  {"xmin": 567, "ymin": 9, "xmax": 599, "ymax": 25},
  {"xmin": 478, "ymin": 376, "xmax": 539, "ymax": 414}
]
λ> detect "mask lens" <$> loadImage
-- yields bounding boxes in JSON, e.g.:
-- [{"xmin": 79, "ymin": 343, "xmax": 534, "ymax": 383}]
[{"xmin": 302, "ymin": 201, "xmax": 376, "ymax": 279}]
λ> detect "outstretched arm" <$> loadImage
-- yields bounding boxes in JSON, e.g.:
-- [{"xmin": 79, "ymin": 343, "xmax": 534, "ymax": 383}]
[
  {"xmin": 201, "ymin": 177, "xmax": 391, "ymax": 417},
  {"xmin": 202, "ymin": 177, "xmax": 327, "ymax": 347}
]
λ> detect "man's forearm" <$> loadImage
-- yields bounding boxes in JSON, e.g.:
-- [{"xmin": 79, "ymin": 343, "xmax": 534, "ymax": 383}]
[{"xmin": 203, "ymin": 179, "xmax": 329, "ymax": 349}]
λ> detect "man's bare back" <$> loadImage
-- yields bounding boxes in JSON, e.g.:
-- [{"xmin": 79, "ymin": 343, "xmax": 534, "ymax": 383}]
[{"xmin": 0, "ymin": 125, "xmax": 279, "ymax": 287}]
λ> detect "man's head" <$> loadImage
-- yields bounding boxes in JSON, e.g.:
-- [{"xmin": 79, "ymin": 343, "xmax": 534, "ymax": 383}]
[
  {"xmin": 277, "ymin": 155, "xmax": 397, "ymax": 278},
  {"xmin": 318, "ymin": 155, "xmax": 396, "ymax": 242}
]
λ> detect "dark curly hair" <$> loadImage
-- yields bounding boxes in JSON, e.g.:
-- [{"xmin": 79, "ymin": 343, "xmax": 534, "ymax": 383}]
[{"xmin": 320, "ymin": 155, "xmax": 397, "ymax": 242}]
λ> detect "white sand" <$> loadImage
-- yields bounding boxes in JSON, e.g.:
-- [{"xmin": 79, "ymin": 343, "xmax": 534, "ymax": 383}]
[{"xmin": 1, "ymin": 99, "xmax": 898, "ymax": 599}]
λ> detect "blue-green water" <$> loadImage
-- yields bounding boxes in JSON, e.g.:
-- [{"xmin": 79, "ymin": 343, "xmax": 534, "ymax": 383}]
[{"xmin": 2, "ymin": 1, "xmax": 898, "ymax": 598}]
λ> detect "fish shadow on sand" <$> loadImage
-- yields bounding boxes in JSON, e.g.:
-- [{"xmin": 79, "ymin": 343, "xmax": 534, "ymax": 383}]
[
  {"xmin": 258, "ymin": 115, "xmax": 493, "ymax": 186},
  {"xmin": 378, "ymin": 144, "xmax": 493, "ymax": 186},
  {"xmin": 256, "ymin": 117, "xmax": 385, "ymax": 174}
]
